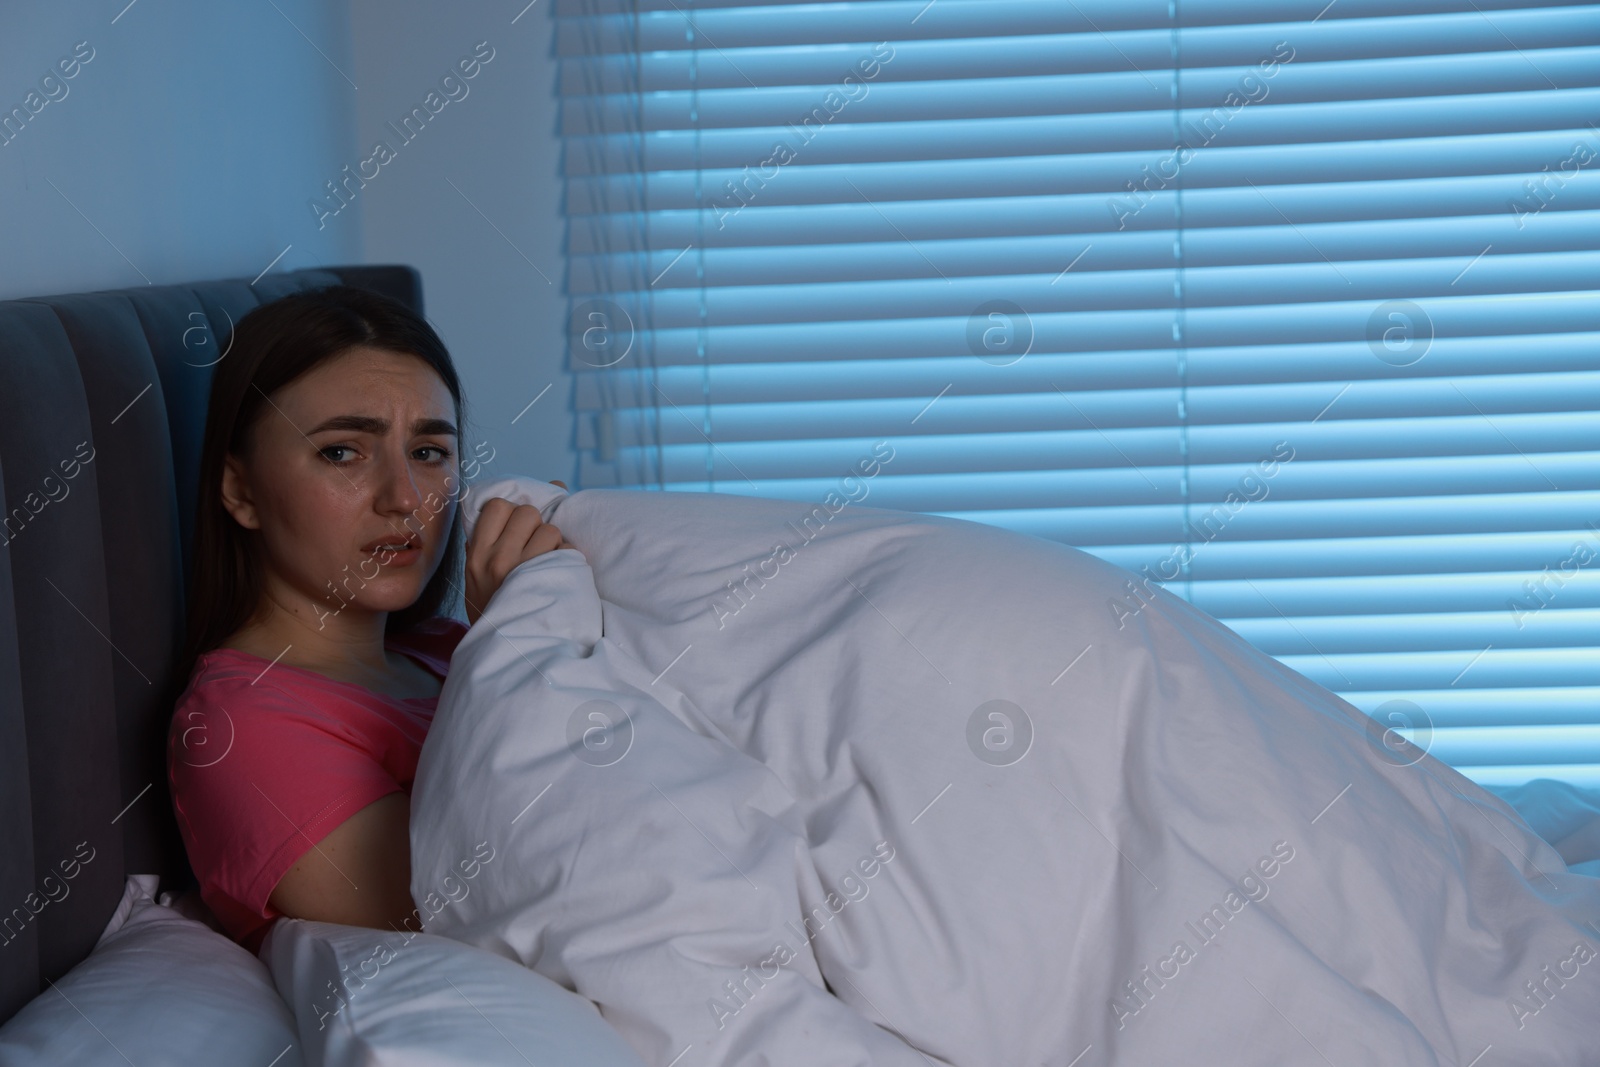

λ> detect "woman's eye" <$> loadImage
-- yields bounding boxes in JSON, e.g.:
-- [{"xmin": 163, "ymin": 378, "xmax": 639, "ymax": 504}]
[{"xmin": 318, "ymin": 445, "xmax": 451, "ymax": 465}]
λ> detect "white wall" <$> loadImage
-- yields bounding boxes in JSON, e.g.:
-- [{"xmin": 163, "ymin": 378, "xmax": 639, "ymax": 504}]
[
  {"xmin": 0, "ymin": 0, "xmax": 360, "ymax": 299},
  {"xmin": 347, "ymin": 0, "xmax": 573, "ymax": 487},
  {"xmin": 2, "ymin": 0, "xmax": 573, "ymax": 483}
]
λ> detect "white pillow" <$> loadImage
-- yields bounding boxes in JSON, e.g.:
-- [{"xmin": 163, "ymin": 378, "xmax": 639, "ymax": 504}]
[
  {"xmin": 0, "ymin": 875, "xmax": 302, "ymax": 1066},
  {"xmin": 94, "ymin": 872, "xmax": 160, "ymax": 945},
  {"xmin": 261, "ymin": 917, "xmax": 648, "ymax": 1067}
]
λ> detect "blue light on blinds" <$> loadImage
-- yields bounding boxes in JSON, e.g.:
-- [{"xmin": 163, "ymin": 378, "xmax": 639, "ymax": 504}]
[{"xmin": 556, "ymin": 0, "xmax": 1600, "ymax": 789}]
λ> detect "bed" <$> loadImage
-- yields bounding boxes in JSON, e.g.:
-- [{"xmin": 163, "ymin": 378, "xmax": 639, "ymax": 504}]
[{"xmin": 2, "ymin": 266, "xmax": 1597, "ymax": 1067}]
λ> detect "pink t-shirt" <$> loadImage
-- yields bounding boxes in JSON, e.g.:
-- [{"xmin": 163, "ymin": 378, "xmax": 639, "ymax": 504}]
[{"xmin": 166, "ymin": 615, "xmax": 470, "ymax": 955}]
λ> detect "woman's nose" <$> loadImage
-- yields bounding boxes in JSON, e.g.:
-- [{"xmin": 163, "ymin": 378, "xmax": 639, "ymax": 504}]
[{"xmin": 374, "ymin": 448, "xmax": 424, "ymax": 514}]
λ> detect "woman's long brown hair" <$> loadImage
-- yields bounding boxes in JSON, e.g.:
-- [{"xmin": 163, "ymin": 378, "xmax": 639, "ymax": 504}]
[{"xmin": 172, "ymin": 284, "xmax": 467, "ymax": 691}]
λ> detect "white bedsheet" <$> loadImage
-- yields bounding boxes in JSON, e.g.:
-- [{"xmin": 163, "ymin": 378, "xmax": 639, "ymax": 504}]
[{"xmin": 411, "ymin": 476, "xmax": 1600, "ymax": 1066}]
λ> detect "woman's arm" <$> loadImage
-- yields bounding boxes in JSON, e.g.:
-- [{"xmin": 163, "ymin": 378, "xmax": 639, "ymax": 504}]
[
  {"xmin": 267, "ymin": 792, "xmax": 418, "ymax": 932},
  {"xmin": 265, "ymin": 478, "xmax": 574, "ymax": 926}
]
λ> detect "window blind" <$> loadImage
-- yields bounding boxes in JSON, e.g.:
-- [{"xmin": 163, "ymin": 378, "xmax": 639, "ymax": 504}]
[{"xmin": 556, "ymin": 0, "xmax": 1600, "ymax": 789}]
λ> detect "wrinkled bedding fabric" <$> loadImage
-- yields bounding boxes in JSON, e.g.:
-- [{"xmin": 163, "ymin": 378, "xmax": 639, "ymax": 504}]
[{"xmin": 411, "ymin": 477, "xmax": 1600, "ymax": 1067}]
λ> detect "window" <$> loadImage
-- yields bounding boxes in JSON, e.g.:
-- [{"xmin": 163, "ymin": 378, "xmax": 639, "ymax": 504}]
[{"xmin": 558, "ymin": 0, "xmax": 1600, "ymax": 787}]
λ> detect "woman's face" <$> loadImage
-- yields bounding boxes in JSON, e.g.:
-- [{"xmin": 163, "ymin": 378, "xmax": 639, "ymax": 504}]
[{"xmin": 221, "ymin": 345, "xmax": 460, "ymax": 630}]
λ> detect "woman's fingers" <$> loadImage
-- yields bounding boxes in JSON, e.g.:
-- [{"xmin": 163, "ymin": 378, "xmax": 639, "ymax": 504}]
[
  {"xmin": 484, "ymin": 506, "xmax": 545, "ymax": 572},
  {"xmin": 464, "ymin": 495, "xmax": 576, "ymax": 627},
  {"xmin": 467, "ymin": 496, "xmax": 517, "ymax": 553},
  {"xmin": 528, "ymin": 522, "xmax": 564, "ymax": 560},
  {"xmin": 471, "ymin": 482, "xmax": 566, "ymax": 556},
  {"xmin": 490, "ymin": 509, "xmax": 565, "ymax": 570}
]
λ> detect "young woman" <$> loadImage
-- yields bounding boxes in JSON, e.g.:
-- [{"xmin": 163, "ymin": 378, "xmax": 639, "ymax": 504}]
[{"xmin": 167, "ymin": 285, "xmax": 569, "ymax": 955}]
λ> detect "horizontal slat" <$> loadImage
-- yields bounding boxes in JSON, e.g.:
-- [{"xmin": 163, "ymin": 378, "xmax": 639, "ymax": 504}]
[
  {"xmin": 560, "ymin": 20, "xmax": 1600, "ymax": 103},
  {"xmin": 1079, "ymin": 531, "xmax": 1600, "ymax": 578},
  {"xmin": 556, "ymin": 0, "xmax": 1177, "ymax": 55},
  {"xmin": 559, "ymin": 10, "xmax": 1600, "ymax": 96},
  {"xmin": 1228, "ymin": 607, "xmax": 1600, "ymax": 653},
  {"xmin": 575, "ymin": 336, "xmax": 1600, "ymax": 411},
  {"xmin": 1344, "ymin": 688, "xmax": 1600, "ymax": 726},
  {"xmin": 561, "ymin": 295, "xmax": 1600, "ymax": 361},
  {"xmin": 562, "ymin": 36, "xmax": 1169, "ymax": 96},
  {"xmin": 572, "ymin": 211, "xmax": 1600, "ymax": 290},
  {"xmin": 554, "ymin": 1, "xmax": 1599, "ymax": 54},
  {"xmin": 572, "ymin": 254, "xmax": 1600, "ymax": 328},
  {"xmin": 586, "ymin": 375, "xmax": 1600, "ymax": 445},
  {"xmin": 557, "ymin": 0, "xmax": 1594, "ymax": 18},
  {"xmin": 1422, "ymin": 724, "xmax": 1600, "ymax": 765},
  {"xmin": 1274, "ymin": 646, "xmax": 1600, "ymax": 689},
  {"xmin": 567, "ymin": 172, "xmax": 1600, "ymax": 255},
  {"xmin": 584, "ymin": 418, "xmax": 1598, "ymax": 481},
  {"xmin": 1196, "ymin": 572, "xmax": 1600, "ymax": 619},
  {"xmin": 566, "ymin": 129, "xmax": 1597, "ymax": 210},
  {"xmin": 1460, "ymin": 764, "xmax": 1600, "ymax": 789},
  {"xmin": 566, "ymin": 447, "xmax": 1599, "ymax": 528},
  {"xmin": 562, "ymin": 57, "xmax": 1600, "ymax": 142}
]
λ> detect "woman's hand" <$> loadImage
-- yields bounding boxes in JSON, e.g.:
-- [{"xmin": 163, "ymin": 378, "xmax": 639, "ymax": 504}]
[{"xmin": 463, "ymin": 480, "xmax": 576, "ymax": 627}]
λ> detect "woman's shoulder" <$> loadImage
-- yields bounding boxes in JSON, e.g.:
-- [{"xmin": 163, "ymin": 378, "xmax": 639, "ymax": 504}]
[
  {"xmin": 168, "ymin": 645, "xmax": 416, "ymax": 790},
  {"xmin": 176, "ymin": 649, "xmax": 299, "ymax": 709},
  {"xmin": 168, "ymin": 653, "xmax": 311, "ymax": 765},
  {"xmin": 170, "ymin": 638, "xmax": 399, "ymax": 754}
]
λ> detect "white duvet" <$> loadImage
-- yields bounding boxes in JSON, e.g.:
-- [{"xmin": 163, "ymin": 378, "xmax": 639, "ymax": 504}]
[{"xmin": 410, "ymin": 475, "xmax": 1600, "ymax": 1067}]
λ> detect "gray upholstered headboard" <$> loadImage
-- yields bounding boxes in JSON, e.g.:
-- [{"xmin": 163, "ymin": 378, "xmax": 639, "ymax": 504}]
[{"xmin": 0, "ymin": 264, "xmax": 424, "ymax": 1023}]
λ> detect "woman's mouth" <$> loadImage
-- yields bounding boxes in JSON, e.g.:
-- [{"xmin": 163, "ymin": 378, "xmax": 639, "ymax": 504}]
[{"xmin": 361, "ymin": 536, "xmax": 423, "ymax": 566}]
